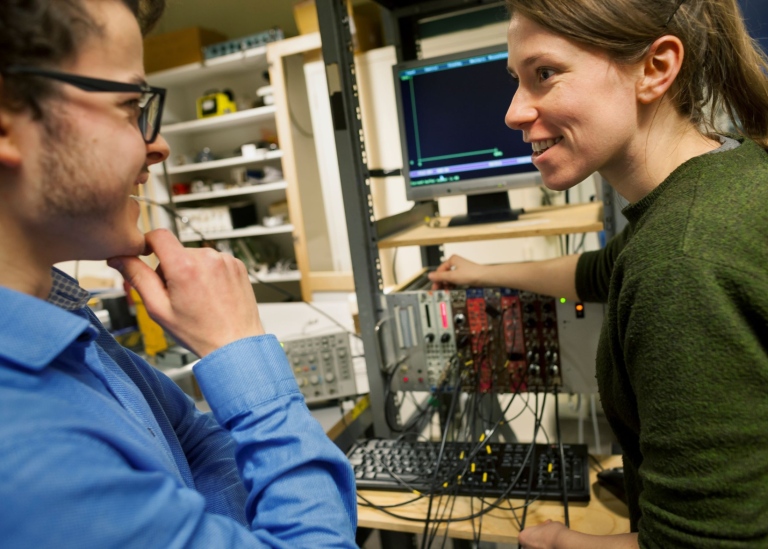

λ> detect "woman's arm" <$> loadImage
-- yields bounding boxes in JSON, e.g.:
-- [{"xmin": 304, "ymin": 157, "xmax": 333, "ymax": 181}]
[
  {"xmin": 518, "ymin": 520, "xmax": 638, "ymax": 549},
  {"xmin": 428, "ymin": 253, "xmax": 582, "ymax": 301}
]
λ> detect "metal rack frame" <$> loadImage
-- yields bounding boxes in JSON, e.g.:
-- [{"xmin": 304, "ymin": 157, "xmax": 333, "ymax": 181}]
[{"xmin": 314, "ymin": 0, "xmax": 504, "ymax": 437}]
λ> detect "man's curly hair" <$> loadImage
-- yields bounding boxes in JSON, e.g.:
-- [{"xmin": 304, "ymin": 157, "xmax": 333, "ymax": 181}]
[{"xmin": 0, "ymin": 0, "xmax": 166, "ymax": 117}]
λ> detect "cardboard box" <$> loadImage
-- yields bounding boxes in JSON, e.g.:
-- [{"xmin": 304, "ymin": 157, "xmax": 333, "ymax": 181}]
[
  {"xmin": 292, "ymin": 0, "xmax": 382, "ymax": 53},
  {"xmin": 144, "ymin": 27, "xmax": 228, "ymax": 74}
]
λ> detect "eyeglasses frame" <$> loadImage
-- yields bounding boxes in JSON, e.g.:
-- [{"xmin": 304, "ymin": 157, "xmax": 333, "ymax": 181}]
[{"xmin": 3, "ymin": 65, "xmax": 166, "ymax": 144}]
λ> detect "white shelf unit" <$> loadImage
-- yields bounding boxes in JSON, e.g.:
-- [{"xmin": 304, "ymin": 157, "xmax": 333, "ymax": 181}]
[
  {"xmin": 145, "ymin": 46, "xmax": 304, "ymax": 302},
  {"xmin": 179, "ymin": 224, "xmax": 293, "ymax": 243},
  {"xmin": 161, "ymin": 106, "xmax": 277, "ymax": 136},
  {"xmin": 158, "ymin": 150, "xmax": 284, "ymax": 175},
  {"xmin": 171, "ymin": 180, "xmax": 288, "ymax": 203},
  {"xmin": 250, "ymin": 270, "xmax": 302, "ymax": 284}
]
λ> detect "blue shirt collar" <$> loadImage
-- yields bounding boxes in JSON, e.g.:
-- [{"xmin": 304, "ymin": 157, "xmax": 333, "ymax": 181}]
[{"xmin": 0, "ymin": 268, "xmax": 96, "ymax": 371}]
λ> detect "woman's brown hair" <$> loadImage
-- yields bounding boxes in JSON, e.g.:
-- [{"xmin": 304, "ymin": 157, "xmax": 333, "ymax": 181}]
[{"xmin": 506, "ymin": 0, "xmax": 768, "ymax": 149}]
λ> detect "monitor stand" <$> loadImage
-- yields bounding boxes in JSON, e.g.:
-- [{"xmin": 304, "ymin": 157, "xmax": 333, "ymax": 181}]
[{"xmin": 448, "ymin": 191, "xmax": 524, "ymax": 227}]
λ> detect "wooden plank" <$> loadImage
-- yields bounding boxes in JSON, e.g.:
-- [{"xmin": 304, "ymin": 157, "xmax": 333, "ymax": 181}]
[
  {"xmin": 378, "ymin": 202, "xmax": 604, "ymax": 249},
  {"xmin": 267, "ymin": 38, "xmax": 317, "ymax": 303},
  {"xmin": 308, "ymin": 271, "xmax": 356, "ymax": 292}
]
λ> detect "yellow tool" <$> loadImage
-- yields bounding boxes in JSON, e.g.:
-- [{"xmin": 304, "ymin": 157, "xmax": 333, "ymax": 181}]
[
  {"xmin": 196, "ymin": 89, "xmax": 237, "ymax": 119},
  {"xmin": 130, "ymin": 288, "xmax": 169, "ymax": 356}
]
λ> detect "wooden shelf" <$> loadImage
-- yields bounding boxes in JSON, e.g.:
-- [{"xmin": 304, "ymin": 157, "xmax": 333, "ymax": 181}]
[
  {"xmin": 179, "ymin": 223, "xmax": 293, "ymax": 243},
  {"xmin": 171, "ymin": 181, "xmax": 287, "ymax": 203},
  {"xmin": 155, "ymin": 150, "xmax": 284, "ymax": 175},
  {"xmin": 161, "ymin": 106, "xmax": 277, "ymax": 136},
  {"xmin": 378, "ymin": 202, "xmax": 604, "ymax": 249},
  {"xmin": 146, "ymin": 46, "xmax": 268, "ymax": 87}
]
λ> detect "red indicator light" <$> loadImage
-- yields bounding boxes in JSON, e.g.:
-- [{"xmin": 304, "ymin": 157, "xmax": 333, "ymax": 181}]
[{"xmin": 403, "ymin": 377, "xmax": 409, "ymax": 383}]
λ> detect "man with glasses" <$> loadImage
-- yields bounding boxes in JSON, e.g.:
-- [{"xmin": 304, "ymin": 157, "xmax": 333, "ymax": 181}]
[{"xmin": 0, "ymin": 1, "xmax": 357, "ymax": 547}]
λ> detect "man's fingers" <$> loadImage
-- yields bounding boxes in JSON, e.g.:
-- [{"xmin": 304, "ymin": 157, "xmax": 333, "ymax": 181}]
[
  {"xmin": 142, "ymin": 228, "xmax": 186, "ymax": 261},
  {"xmin": 108, "ymin": 256, "xmax": 170, "ymax": 319}
]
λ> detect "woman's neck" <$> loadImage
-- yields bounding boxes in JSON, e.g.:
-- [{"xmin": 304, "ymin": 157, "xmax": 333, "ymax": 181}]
[{"xmin": 603, "ymin": 107, "xmax": 721, "ymax": 203}]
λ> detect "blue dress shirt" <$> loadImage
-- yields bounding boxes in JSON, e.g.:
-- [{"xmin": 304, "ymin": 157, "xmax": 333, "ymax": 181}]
[{"xmin": 0, "ymin": 269, "xmax": 357, "ymax": 548}]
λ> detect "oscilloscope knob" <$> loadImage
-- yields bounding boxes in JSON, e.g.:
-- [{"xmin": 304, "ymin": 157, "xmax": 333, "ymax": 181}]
[
  {"xmin": 440, "ymin": 333, "xmax": 451, "ymax": 343},
  {"xmin": 424, "ymin": 333, "xmax": 435, "ymax": 343},
  {"xmin": 454, "ymin": 313, "xmax": 466, "ymax": 326}
]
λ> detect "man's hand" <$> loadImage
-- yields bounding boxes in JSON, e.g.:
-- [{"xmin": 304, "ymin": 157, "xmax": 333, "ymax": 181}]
[
  {"xmin": 108, "ymin": 229, "xmax": 265, "ymax": 357},
  {"xmin": 427, "ymin": 254, "xmax": 486, "ymax": 290}
]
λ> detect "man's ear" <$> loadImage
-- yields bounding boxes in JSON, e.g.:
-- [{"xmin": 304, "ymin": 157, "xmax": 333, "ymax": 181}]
[
  {"xmin": 637, "ymin": 35, "xmax": 684, "ymax": 105},
  {"xmin": 0, "ymin": 83, "xmax": 23, "ymax": 169}
]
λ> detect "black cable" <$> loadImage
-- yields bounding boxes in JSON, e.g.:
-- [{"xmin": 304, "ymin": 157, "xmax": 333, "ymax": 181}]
[
  {"xmin": 519, "ymin": 389, "xmax": 548, "ymax": 534},
  {"xmin": 281, "ymin": 66, "xmax": 314, "ymax": 138},
  {"xmin": 420, "ymin": 369, "xmax": 463, "ymax": 549},
  {"xmin": 554, "ymin": 385, "xmax": 570, "ymax": 528},
  {"xmin": 392, "ymin": 247, "xmax": 398, "ymax": 286},
  {"xmin": 572, "ymin": 232, "xmax": 587, "ymax": 254},
  {"xmin": 588, "ymin": 453, "xmax": 605, "ymax": 472},
  {"xmin": 356, "ymin": 490, "xmax": 539, "ymax": 524}
]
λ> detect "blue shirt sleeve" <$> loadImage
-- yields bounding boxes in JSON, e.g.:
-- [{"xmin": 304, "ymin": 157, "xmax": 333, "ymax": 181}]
[
  {"xmin": 192, "ymin": 334, "xmax": 358, "ymax": 546},
  {"xmin": 0, "ymin": 333, "xmax": 357, "ymax": 548}
]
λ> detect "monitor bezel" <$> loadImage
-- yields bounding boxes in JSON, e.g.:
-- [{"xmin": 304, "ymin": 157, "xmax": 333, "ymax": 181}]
[{"xmin": 392, "ymin": 43, "xmax": 542, "ymax": 204}]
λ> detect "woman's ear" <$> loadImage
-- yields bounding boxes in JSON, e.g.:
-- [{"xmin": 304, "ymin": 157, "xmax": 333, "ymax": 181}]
[{"xmin": 637, "ymin": 35, "xmax": 684, "ymax": 105}]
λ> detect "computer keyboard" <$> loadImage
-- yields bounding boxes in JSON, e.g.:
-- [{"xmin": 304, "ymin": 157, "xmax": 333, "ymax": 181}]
[{"xmin": 348, "ymin": 439, "xmax": 591, "ymax": 502}]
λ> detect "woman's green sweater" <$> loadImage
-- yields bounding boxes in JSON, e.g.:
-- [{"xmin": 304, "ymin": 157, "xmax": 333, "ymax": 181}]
[{"xmin": 576, "ymin": 136, "xmax": 768, "ymax": 548}]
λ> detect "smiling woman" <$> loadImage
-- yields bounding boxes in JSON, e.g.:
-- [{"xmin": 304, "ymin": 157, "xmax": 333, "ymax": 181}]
[{"xmin": 428, "ymin": 1, "xmax": 768, "ymax": 548}]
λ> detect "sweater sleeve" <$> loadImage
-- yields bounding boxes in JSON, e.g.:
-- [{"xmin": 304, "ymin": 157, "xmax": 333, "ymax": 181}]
[
  {"xmin": 617, "ymin": 258, "xmax": 768, "ymax": 548},
  {"xmin": 575, "ymin": 225, "xmax": 632, "ymax": 302}
]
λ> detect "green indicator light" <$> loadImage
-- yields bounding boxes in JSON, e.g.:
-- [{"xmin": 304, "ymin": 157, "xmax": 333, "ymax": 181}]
[{"xmin": 559, "ymin": 297, "xmax": 567, "ymax": 304}]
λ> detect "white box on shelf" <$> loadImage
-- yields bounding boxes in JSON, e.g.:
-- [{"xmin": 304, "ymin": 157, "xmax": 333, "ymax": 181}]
[{"xmin": 176, "ymin": 206, "xmax": 233, "ymax": 237}]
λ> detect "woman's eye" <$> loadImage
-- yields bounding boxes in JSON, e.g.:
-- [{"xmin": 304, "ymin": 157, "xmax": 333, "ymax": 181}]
[{"xmin": 538, "ymin": 68, "xmax": 555, "ymax": 81}]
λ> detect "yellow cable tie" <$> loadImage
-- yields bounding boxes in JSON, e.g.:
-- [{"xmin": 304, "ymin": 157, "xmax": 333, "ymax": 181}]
[
  {"xmin": 465, "ymin": 360, "xmax": 473, "ymax": 366},
  {"xmin": 471, "ymin": 463, "xmax": 476, "ymax": 473},
  {"xmin": 483, "ymin": 472, "xmax": 488, "ymax": 483},
  {"xmin": 479, "ymin": 433, "xmax": 485, "ymax": 442},
  {"xmin": 443, "ymin": 482, "xmax": 448, "ymax": 488},
  {"xmin": 486, "ymin": 445, "xmax": 492, "ymax": 455},
  {"xmin": 457, "ymin": 475, "xmax": 462, "ymax": 485},
  {"xmin": 548, "ymin": 463, "xmax": 553, "ymax": 474},
  {"xmin": 459, "ymin": 451, "xmax": 465, "ymax": 460},
  {"xmin": 413, "ymin": 490, "xmax": 422, "ymax": 496}
]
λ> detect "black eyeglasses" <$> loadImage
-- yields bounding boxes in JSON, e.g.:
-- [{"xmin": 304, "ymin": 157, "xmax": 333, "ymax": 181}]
[{"xmin": 3, "ymin": 66, "xmax": 166, "ymax": 144}]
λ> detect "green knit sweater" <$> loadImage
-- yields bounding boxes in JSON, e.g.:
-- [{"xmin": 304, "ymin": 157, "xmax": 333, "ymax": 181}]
[{"xmin": 576, "ymin": 136, "xmax": 768, "ymax": 548}]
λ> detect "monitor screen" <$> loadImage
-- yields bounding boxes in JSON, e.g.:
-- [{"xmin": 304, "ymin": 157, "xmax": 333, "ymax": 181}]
[{"xmin": 393, "ymin": 44, "xmax": 541, "ymax": 226}]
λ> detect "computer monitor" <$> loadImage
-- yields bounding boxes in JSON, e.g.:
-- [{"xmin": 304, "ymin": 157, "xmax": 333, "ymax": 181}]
[{"xmin": 393, "ymin": 44, "xmax": 542, "ymax": 227}]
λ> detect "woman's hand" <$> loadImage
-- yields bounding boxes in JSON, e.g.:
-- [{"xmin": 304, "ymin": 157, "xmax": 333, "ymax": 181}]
[
  {"xmin": 518, "ymin": 519, "xmax": 568, "ymax": 549},
  {"xmin": 427, "ymin": 254, "xmax": 487, "ymax": 289}
]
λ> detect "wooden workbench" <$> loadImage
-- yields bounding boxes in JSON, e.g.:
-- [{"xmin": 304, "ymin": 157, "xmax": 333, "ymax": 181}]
[{"xmin": 357, "ymin": 454, "xmax": 629, "ymax": 545}]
